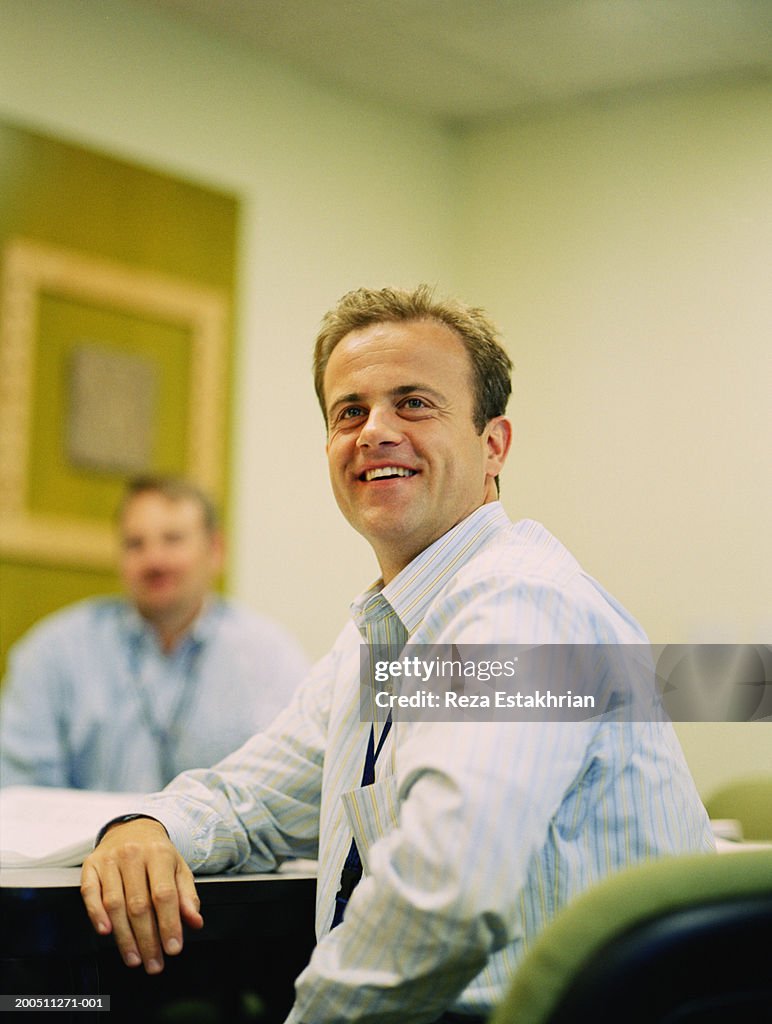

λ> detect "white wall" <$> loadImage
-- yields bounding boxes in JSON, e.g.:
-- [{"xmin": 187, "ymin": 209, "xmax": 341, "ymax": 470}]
[
  {"xmin": 458, "ymin": 82, "xmax": 772, "ymax": 793},
  {"xmin": 0, "ymin": 0, "xmax": 459, "ymax": 657},
  {"xmin": 1, "ymin": 2, "xmax": 769, "ymax": 793}
]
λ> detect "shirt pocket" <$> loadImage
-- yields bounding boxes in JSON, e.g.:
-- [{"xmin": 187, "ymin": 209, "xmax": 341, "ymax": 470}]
[{"xmin": 340, "ymin": 776, "xmax": 399, "ymax": 876}]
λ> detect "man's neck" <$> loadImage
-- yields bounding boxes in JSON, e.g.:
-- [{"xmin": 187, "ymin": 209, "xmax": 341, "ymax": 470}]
[
  {"xmin": 376, "ymin": 498, "xmax": 499, "ymax": 586},
  {"xmin": 146, "ymin": 601, "xmax": 206, "ymax": 654}
]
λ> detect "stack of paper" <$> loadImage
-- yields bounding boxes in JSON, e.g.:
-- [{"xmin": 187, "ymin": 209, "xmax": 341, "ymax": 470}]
[{"xmin": 0, "ymin": 786, "xmax": 148, "ymax": 868}]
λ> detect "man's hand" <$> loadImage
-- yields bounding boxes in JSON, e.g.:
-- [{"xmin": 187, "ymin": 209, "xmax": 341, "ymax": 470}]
[{"xmin": 80, "ymin": 818, "xmax": 203, "ymax": 974}]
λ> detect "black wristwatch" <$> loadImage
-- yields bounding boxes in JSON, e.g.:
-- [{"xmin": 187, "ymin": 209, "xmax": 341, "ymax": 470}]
[{"xmin": 94, "ymin": 813, "xmax": 165, "ymax": 849}]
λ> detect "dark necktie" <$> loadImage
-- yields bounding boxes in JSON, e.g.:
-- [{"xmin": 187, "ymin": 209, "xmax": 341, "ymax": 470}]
[{"xmin": 331, "ymin": 717, "xmax": 392, "ymax": 928}]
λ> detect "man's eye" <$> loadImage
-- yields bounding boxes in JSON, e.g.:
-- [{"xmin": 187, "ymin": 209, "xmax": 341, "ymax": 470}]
[
  {"xmin": 339, "ymin": 406, "xmax": 366, "ymax": 420},
  {"xmin": 401, "ymin": 397, "xmax": 428, "ymax": 410}
]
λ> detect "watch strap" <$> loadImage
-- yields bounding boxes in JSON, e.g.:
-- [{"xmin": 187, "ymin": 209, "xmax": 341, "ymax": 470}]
[{"xmin": 94, "ymin": 813, "xmax": 165, "ymax": 849}]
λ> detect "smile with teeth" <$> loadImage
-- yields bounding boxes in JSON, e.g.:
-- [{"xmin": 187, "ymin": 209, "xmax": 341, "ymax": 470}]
[{"xmin": 361, "ymin": 466, "xmax": 417, "ymax": 482}]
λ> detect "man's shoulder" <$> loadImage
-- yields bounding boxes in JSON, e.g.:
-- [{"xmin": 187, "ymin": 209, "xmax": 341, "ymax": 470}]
[
  {"xmin": 16, "ymin": 596, "xmax": 124, "ymax": 642},
  {"xmin": 460, "ymin": 517, "xmax": 581, "ymax": 587},
  {"xmin": 6, "ymin": 597, "xmax": 126, "ymax": 670},
  {"xmin": 209, "ymin": 599, "xmax": 309, "ymax": 661},
  {"xmin": 430, "ymin": 517, "xmax": 646, "ymax": 642},
  {"xmin": 212, "ymin": 598, "xmax": 291, "ymax": 636}
]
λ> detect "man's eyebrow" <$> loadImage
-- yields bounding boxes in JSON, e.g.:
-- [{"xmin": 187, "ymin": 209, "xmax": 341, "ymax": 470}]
[
  {"xmin": 327, "ymin": 392, "xmax": 364, "ymax": 418},
  {"xmin": 390, "ymin": 383, "xmax": 448, "ymax": 404}
]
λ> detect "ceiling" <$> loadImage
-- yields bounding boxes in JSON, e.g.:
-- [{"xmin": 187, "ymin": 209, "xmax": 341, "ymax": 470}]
[{"xmin": 135, "ymin": 0, "xmax": 772, "ymax": 127}]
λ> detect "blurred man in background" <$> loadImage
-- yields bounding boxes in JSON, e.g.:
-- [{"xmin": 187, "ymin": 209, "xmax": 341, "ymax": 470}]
[{"xmin": 0, "ymin": 475, "xmax": 308, "ymax": 791}]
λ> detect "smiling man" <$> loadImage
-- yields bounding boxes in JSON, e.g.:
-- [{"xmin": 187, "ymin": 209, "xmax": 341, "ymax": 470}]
[
  {"xmin": 323, "ymin": 316, "xmax": 510, "ymax": 582},
  {"xmin": 80, "ymin": 288, "xmax": 712, "ymax": 1023},
  {"xmin": 0, "ymin": 476, "xmax": 308, "ymax": 791}
]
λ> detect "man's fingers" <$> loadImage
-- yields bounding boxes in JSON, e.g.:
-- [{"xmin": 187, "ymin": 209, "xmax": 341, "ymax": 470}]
[
  {"xmin": 117, "ymin": 839, "xmax": 174, "ymax": 973},
  {"xmin": 85, "ymin": 855, "xmax": 146, "ymax": 969},
  {"xmin": 145, "ymin": 854, "xmax": 197, "ymax": 957},
  {"xmin": 175, "ymin": 860, "xmax": 204, "ymax": 933},
  {"xmin": 80, "ymin": 861, "xmax": 112, "ymax": 936}
]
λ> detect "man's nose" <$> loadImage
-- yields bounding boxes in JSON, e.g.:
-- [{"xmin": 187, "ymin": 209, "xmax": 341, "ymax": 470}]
[
  {"xmin": 135, "ymin": 540, "xmax": 167, "ymax": 564},
  {"xmin": 356, "ymin": 406, "xmax": 403, "ymax": 448}
]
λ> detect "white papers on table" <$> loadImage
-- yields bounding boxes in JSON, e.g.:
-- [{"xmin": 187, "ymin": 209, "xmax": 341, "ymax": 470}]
[{"xmin": 0, "ymin": 785, "xmax": 147, "ymax": 868}]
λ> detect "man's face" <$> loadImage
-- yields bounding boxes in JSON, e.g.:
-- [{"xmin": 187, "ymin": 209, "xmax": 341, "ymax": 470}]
[
  {"xmin": 118, "ymin": 492, "xmax": 222, "ymax": 626},
  {"xmin": 324, "ymin": 319, "xmax": 510, "ymax": 582}
]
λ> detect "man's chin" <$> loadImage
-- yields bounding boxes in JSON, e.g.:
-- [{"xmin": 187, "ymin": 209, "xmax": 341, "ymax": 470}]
[
  {"xmin": 135, "ymin": 598, "xmax": 176, "ymax": 621},
  {"xmin": 353, "ymin": 508, "xmax": 417, "ymax": 538},
  {"xmin": 358, "ymin": 517, "xmax": 437, "ymax": 562}
]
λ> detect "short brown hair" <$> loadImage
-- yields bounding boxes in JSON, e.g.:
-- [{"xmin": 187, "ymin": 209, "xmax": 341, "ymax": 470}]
[
  {"xmin": 313, "ymin": 284, "xmax": 512, "ymax": 433},
  {"xmin": 117, "ymin": 475, "xmax": 220, "ymax": 534}
]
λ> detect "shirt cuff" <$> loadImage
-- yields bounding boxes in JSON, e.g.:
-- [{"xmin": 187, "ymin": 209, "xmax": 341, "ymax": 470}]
[{"xmin": 137, "ymin": 797, "xmax": 205, "ymax": 868}]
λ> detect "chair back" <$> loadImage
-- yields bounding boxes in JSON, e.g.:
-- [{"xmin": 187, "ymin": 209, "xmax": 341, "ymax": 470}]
[{"xmin": 489, "ymin": 850, "xmax": 772, "ymax": 1024}]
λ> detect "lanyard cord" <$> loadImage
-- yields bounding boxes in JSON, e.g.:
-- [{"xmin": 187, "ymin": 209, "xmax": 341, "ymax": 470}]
[{"xmin": 126, "ymin": 611, "xmax": 217, "ymax": 785}]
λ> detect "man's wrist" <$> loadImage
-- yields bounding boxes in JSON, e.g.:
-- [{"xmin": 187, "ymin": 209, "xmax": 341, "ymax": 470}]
[{"xmin": 94, "ymin": 813, "xmax": 167, "ymax": 848}]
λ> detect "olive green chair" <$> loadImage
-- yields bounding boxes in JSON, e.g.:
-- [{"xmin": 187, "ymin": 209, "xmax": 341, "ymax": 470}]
[
  {"xmin": 489, "ymin": 849, "xmax": 772, "ymax": 1024},
  {"xmin": 705, "ymin": 775, "xmax": 772, "ymax": 841}
]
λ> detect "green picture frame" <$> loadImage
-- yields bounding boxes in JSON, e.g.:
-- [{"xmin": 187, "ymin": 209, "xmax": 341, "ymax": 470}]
[{"xmin": 0, "ymin": 237, "xmax": 229, "ymax": 568}]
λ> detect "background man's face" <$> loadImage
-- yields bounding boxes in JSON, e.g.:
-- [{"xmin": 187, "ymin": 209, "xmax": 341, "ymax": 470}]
[
  {"xmin": 324, "ymin": 318, "xmax": 508, "ymax": 582},
  {"xmin": 118, "ymin": 492, "xmax": 222, "ymax": 626}
]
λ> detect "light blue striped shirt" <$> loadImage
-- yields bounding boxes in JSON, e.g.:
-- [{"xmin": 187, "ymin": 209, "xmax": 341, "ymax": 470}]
[{"xmin": 143, "ymin": 502, "xmax": 713, "ymax": 1023}]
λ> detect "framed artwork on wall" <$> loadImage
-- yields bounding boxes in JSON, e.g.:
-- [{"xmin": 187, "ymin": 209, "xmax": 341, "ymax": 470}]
[{"xmin": 0, "ymin": 237, "xmax": 229, "ymax": 568}]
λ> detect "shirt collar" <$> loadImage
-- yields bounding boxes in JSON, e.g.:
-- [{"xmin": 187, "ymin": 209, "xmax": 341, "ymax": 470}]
[
  {"xmin": 121, "ymin": 597, "xmax": 220, "ymax": 650},
  {"xmin": 350, "ymin": 501, "xmax": 510, "ymax": 637}
]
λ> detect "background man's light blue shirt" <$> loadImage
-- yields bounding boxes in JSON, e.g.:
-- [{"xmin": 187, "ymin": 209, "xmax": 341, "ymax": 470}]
[{"xmin": 0, "ymin": 597, "xmax": 309, "ymax": 791}]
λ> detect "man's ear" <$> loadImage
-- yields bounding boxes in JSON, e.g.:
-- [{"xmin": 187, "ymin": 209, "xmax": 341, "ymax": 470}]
[
  {"xmin": 209, "ymin": 530, "xmax": 226, "ymax": 574},
  {"xmin": 484, "ymin": 416, "xmax": 512, "ymax": 478}
]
